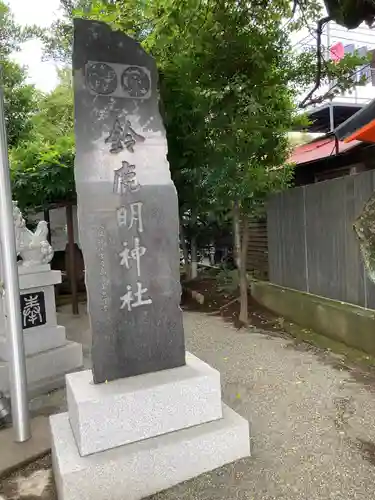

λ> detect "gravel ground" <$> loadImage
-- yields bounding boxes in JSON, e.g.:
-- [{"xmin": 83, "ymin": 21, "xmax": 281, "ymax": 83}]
[
  {"xmin": 2, "ymin": 310, "xmax": 375, "ymax": 500},
  {"xmin": 153, "ymin": 312, "xmax": 375, "ymax": 500}
]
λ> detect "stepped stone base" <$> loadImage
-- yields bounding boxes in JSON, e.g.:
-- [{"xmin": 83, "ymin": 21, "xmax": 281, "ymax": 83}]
[
  {"xmin": 67, "ymin": 352, "xmax": 222, "ymax": 456},
  {"xmin": 0, "ymin": 342, "xmax": 83, "ymax": 397},
  {"xmin": 50, "ymin": 352, "xmax": 250, "ymax": 500},
  {"xmin": 0, "ymin": 326, "xmax": 67, "ymax": 359},
  {"xmin": 51, "ymin": 404, "xmax": 250, "ymax": 500}
]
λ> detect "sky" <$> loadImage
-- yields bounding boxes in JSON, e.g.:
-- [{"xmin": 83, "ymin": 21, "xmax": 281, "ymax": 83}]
[{"xmin": 9, "ymin": 0, "xmax": 61, "ymax": 92}]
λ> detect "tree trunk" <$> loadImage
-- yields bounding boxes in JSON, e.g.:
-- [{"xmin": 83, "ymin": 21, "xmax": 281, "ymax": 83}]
[
  {"xmin": 239, "ymin": 214, "xmax": 249, "ymax": 325},
  {"xmin": 233, "ymin": 201, "xmax": 241, "ymax": 269},
  {"xmin": 191, "ymin": 235, "xmax": 198, "ymax": 279},
  {"xmin": 179, "ymin": 219, "xmax": 190, "ymax": 279}
]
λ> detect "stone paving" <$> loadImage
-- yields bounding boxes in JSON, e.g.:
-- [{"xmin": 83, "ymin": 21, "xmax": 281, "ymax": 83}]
[{"xmin": 2, "ymin": 308, "xmax": 375, "ymax": 499}]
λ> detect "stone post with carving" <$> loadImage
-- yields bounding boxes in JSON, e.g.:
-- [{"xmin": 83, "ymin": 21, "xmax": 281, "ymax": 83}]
[
  {"xmin": 0, "ymin": 202, "xmax": 82, "ymax": 396},
  {"xmin": 49, "ymin": 19, "xmax": 249, "ymax": 500}
]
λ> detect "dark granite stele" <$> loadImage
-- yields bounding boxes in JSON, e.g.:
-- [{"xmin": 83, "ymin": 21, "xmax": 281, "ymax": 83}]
[{"xmin": 73, "ymin": 18, "xmax": 185, "ymax": 384}]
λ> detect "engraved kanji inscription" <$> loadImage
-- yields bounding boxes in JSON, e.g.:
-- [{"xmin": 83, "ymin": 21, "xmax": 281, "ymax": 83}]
[
  {"xmin": 117, "ymin": 202, "xmax": 144, "ymax": 232},
  {"xmin": 120, "ymin": 237, "xmax": 146, "ymax": 277},
  {"xmin": 120, "ymin": 282, "xmax": 152, "ymax": 311},
  {"xmin": 113, "ymin": 161, "xmax": 140, "ymax": 195},
  {"xmin": 105, "ymin": 118, "xmax": 145, "ymax": 154},
  {"xmin": 20, "ymin": 291, "xmax": 47, "ymax": 329},
  {"xmin": 97, "ymin": 225, "xmax": 109, "ymax": 312}
]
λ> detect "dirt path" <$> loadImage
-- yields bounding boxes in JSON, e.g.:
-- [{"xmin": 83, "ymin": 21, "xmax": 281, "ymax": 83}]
[{"xmin": 2, "ymin": 311, "xmax": 375, "ymax": 500}]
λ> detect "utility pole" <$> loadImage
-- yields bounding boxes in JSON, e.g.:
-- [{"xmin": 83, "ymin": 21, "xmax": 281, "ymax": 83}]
[{"xmin": 326, "ymin": 20, "xmax": 335, "ymax": 132}]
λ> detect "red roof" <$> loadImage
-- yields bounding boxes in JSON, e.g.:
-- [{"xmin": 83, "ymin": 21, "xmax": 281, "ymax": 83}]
[{"xmin": 290, "ymin": 137, "xmax": 361, "ymax": 165}]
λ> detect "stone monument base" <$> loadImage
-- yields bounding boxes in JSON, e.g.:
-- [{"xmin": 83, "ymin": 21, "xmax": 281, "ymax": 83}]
[
  {"xmin": 51, "ymin": 405, "xmax": 248, "ymax": 500},
  {"xmin": 0, "ymin": 342, "xmax": 83, "ymax": 397},
  {"xmin": 66, "ymin": 353, "xmax": 223, "ymax": 456},
  {"xmin": 0, "ymin": 264, "xmax": 83, "ymax": 396},
  {"xmin": 50, "ymin": 353, "xmax": 250, "ymax": 500}
]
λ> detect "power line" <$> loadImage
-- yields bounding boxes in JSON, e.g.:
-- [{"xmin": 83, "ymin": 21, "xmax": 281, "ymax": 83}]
[
  {"xmin": 294, "ymin": 34, "xmax": 375, "ymax": 53},
  {"xmin": 328, "ymin": 33, "xmax": 375, "ymax": 43},
  {"xmin": 293, "ymin": 33, "xmax": 313, "ymax": 48},
  {"xmin": 329, "ymin": 29, "xmax": 375, "ymax": 38},
  {"xmin": 293, "ymin": 32, "xmax": 375, "ymax": 53},
  {"xmin": 294, "ymin": 40, "xmax": 316, "ymax": 52},
  {"xmin": 330, "ymin": 26, "xmax": 375, "ymax": 35},
  {"xmin": 330, "ymin": 27, "xmax": 375, "ymax": 35}
]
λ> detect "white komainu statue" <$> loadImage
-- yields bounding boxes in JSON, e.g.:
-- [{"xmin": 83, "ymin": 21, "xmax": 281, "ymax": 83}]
[{"xmin": 12, "ymin": 201, "xmax": 54, "ymax": 267}]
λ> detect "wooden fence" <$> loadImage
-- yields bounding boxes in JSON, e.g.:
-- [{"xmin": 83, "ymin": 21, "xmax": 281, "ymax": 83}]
[
  {"xmin": 245, "ymin": 217, "xmax": 268, "ymax": 279},
  {"xmin": 267, "ymin": 170, "xmax": 375, "ymax": 308}
]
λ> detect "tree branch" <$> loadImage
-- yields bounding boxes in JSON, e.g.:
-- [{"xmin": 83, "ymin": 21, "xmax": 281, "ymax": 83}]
[{"xmin": 299, "ymin": 15, "xmax": 331, "ymax": 108}]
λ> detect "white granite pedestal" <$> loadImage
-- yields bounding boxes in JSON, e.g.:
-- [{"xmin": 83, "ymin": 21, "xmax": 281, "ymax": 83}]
[
  {"xmin": 0, "ymin": 265, "xmax": 83, "ymax": 396},
  {"xmin": 50, "ymin": 353, "xmax": 250, "ymax": 500}
]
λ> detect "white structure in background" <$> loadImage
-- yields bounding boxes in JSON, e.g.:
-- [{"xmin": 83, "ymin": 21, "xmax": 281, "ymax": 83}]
[
  {"xmin": 29, "ymin": 206, "xmax": 80, "ymax": 252},
  {"xmin": 0, "ymin": 202, "xmax": 82, "ymax": 396},
  {"xmin": 13, "ymin": 201, "xmax": 54, "ymax": 266},
  {"xmin": 294, "ymin": 21, "xmax": 375, "ymax": 108}
]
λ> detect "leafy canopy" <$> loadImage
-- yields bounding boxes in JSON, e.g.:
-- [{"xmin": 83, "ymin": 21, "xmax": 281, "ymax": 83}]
[
  {"xmin": 0, "ymin": 0, "xmax": 40, "ymax": 148},
  {"xmin": 34, "ymin": 0, "xmax": 373, "ymax": 214},
  {"xmin": 70, "ymin": 0, "xmax": 298, "ymax": 215},
  {"xmin": 10, "ymin": 135, "xmax": 75, "ymax": 210},
  {"xmin": 9, "ymin": 68, "xmax": 76, "ymax": 209},
  {"xmin": 0, "ymin": 0, "xmax": 76, "ymax": 210}
]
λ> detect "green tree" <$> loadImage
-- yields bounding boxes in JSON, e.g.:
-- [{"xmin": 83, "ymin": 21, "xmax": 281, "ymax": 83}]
[
  {"xmin": 31, "ymin": 67, "xmax": 74, "ymax": 142},
  {"xmin": 10, "ymin": 134, "xmax": 75, "ymax": 210},
  {"xmin": 43, "ymin": 0, "xmax": 368, "ymax": 105},
  {"xmin": 159, "ymin": 65, "xmax": 214, "ymax": 277},
  {"xmin": 41, "ymin": 0, "xmax": 368, "ymax": 322},
  {"xmin": 72, "ymin": 0, "xmax": 296, "ymax": 323},
  {"xmin": 2, "ymin": 60, "xmax": 38, "ymax": 147},
  {"xmin": 0, "ymin": 0, "xmax": 40, "ymax": 147},
  {"xmin": 0, "ymin": 0, "xmax": 34, "ymax": 57},
  {"xmin": 42, "ymin": 0, "xmax": 110, "ymax": 62},
  {"xmin": 188, "ymin": 0, "xmax": 295, "ymax": 323},
  {"xmin": 10, "ymin": 68, "xmax": 75, "ymax": 209}
]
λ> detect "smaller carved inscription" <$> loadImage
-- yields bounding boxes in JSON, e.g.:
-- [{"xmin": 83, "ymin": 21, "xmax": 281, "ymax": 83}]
[
  {"xmin": 85, "ymin": 62, "xmax": 151, "ymax": 99},
  {"xmin": 86, "ymin": 62, "xmax": 118, "ymax": 95},
  {"xmin": 20, "ymin": 291, "xmax": 47, "ymax": 329},
  {"xmin": 97, "ymin": 225, "xmax": 109, "ymax": 311},
  {"xmin": 121, "ymin": 66, "xmax": 151, "ymax": 98}
]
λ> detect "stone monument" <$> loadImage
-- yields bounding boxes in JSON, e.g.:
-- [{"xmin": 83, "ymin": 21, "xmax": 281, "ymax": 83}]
[
  {"xmin": 0, "ymin": 202, "xmax": 83, "ymax": 396},
  {"xmin": 50, "ymin": 19, "xmax": 250, "ymax": 500}
]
